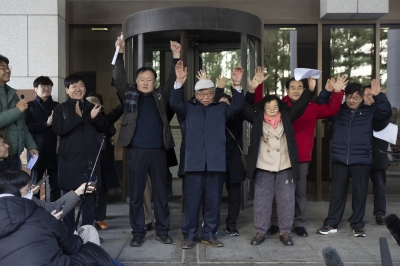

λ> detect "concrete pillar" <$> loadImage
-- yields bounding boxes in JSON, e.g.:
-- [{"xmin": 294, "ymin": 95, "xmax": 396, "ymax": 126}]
[
  {"xmin": 0, "ymin": 0, "xmax": 66, "ymax": 102},
  {"xmin": 386, "ymin": 29, "xmax": 400, "ymax": 108}
]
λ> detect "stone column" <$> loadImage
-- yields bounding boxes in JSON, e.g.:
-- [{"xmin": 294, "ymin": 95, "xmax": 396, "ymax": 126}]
[
  {"xmin": 0, "ymin": 0, "xmax": 66, "ymax": 102},
  {"xmin": 386, "ymin": 29, "xmax": 400, "ymax": 108}
]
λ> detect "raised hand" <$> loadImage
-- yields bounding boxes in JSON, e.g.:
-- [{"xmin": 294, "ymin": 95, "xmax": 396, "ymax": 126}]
[
  {"xmin": 255, "ymin": 66, "xmax": 270, "ymax": 83},
  {"xmin": 370, "ymin": 79, "xmax": 381, "ymax": 96},
  {"xmin": 75, "ymin": 101, "xmax": 82, "ymax": 117},
  {"xmin": 216, "ymin": 75, "xmax": 227, "ymax": 88},
  {"xmin": 308, "ymin": 77, "xmax": 317, "ymax": 91},
  {"xmin": 90, "ymin": 104, "xmax": 101, "ymax": 119},
  {"xmin": 331, "ymin": 74, "xmax": 348, "ymax": 92},
  {"xmin": 325, "ymin": 79, "xmax": 334, "ymax": 92},
  {"xmin": 115, "ymin": 32, "xmax": 125, "ymax": 53},
  {"xmin": 196, "ymin": 70, "xmax": 210, "ymax": 80},
  {"xmin": 231, "ymin": 66, "xmax": 244, "ymax": 85},
  {"xmin": 175, "ymin": 60, "xmax": 188, "ymax": 84},
  {"xmin": 170, "ymin": 41, "xmax": 181, "ymax": 59}
]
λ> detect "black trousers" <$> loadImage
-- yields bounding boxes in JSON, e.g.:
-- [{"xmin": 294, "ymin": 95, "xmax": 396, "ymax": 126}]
[
  {"xmin": 225, "ymin": 172, "xmax": 241, "ymax": 228},
  {"xmin": 181, "ymin": 171, "xmax": 224, "ymax": 241},
  {"xmin": 323, "ymin": 163, "xmax": 370, "ymax": 230},
  {"xmin": 31, "ymin": 168, "xmax": 61, "ymax": 201},
  {"xmin": 127, "ymin": 147, "xmax": 170, "ymax": 237},
  {"xmin": 370, "ymin": 169, "xmax": 386, "ymax": 216},
  {"xmin": 96, "ymin": 185, "xmax": 108, "ymax": 221},
  {"xmin": 62, "ymin": 189, "xmax": 96, "ymax": 232}
]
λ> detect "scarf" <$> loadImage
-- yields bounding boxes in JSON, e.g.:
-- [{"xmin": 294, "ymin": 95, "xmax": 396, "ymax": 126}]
[
  {"xmin": 263, "ymin": 112, "xmax": 281, "ymax": 129},
  {"xmin": 124, "ymin": 83, "xmax": 140, "ymax": 112},
  {"xmin": 282, "ymin": 95, "xmax": 292, "ymax": 107}
]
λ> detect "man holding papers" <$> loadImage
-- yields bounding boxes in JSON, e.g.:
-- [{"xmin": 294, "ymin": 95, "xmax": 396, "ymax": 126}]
[{"xmin": 317, "ymin": 79, "xmax": 392, "ymax": 237}]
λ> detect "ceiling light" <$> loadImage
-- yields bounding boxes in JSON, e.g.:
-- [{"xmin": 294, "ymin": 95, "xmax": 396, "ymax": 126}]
[
  {"xmin": 92, "ymin": 28, "xmax": 108, "ymax": 31},
  {"xmin": 279, "ymin": 28, "xmax": 296, "ymax": 31}
]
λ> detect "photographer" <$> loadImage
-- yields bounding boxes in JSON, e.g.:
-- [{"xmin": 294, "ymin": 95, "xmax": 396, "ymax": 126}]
[
  {"xmin": 0, "ymin": 170, "xmax": 100, "ymax": 245},
  {"xmin": 0, "ymin": 184, "xmax": 123, "ymax": 266}
]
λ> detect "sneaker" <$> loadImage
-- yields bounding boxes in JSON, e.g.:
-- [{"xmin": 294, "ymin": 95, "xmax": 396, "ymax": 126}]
[
  {"xmin": 225, "ymin": 227, "xmax": 240, "ymax": 236},
  {"xmin": 201, "ymin": 237, "xmax": 223, "ymax": 247},
  {"xmin": 317, "ymin": 225, "xmax": 337, "ymax": 235},
  {"xmin": 353, "ymin": 228, "xmax": 366, "ymax": 237},
  {"xmin": 376, "ymin": 214, "xmax": 385, "ymax": 225}
]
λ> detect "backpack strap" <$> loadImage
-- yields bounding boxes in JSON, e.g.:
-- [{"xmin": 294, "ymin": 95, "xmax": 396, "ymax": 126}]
[{"xmin": 60, "ymin": 102, "xmax": 68, "ymax": 120}]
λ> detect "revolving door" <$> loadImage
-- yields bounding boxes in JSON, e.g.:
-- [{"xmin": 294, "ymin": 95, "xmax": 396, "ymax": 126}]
[{"xmin": 123, "ymin": 6, "xmax": 262, "ymax": 209}]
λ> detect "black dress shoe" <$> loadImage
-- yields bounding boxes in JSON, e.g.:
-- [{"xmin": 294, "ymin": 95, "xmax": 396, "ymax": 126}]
[
  {"xmin": 251, "ymin": 233, "xmax": 265, "ymax": 246},
  {"xmin": 225, "ymin": 227, "xmax": 240, "ymax": 236},
  {"xmin": 293, "ymin": 227, "xmax": 308, "ymax": 237},
  {"xmin": 182, "ymin": 239, "xmax": 197, "ymax": 249},
  {"xmin": 279, "ymin": 233, "xmax": 293, "ymax": 246},
  {"xmin": 266, "ymin": 225, "xmax": 279, "ymax": 235},
  {"xmin": 99, "ymin": 237, "xmax": 104, "ymax": 243},
  {"xmin": 376, "ymin": 214, "xmax": 385, "ymax": 225},
  {"xmin": 145, "ymin": 223, "xmax": 152, "ymax": 231},
  {"xmin": 155, "ymin": 233, "xmax": 173, "ymax": 244},
  {"xmin": 130, "ymin": 235, "xmax": 144, "ymax": 247}
]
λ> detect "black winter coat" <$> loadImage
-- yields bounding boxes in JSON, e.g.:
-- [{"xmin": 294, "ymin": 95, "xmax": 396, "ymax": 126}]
[
  {"xmin": 101, "ymin": 104, "xmax": 124, "ymax": 189},
  {"xmin": 330, "ymin": 93, "xmax": 392, "ymax": 165},
  {"xmin": 24, "ymin": 96, "xmax": 59, "ymax": 169},
  {"xmin": 242, "ymin": 89, "xmax": 314, "ymax": 181},
  {"xmin": 52, "ymin": 98, "xmax": 108, "ymax": 190},
  {"xmin": 0, "ymin": 196, "xmax": 113, "ymax": 266},
  {"xmin": 215, "ymin": 88, "xmax": 255, "ymax": 183},
  {"xmin": 170, "ymin": 87, "xmax": 244, "ymax": 172},
  {"xmin": 371, "ymin": 118, "xmax": 390, "ymax": 170}
]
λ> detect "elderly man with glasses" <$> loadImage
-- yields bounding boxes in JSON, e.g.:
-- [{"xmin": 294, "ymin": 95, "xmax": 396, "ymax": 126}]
[
  {"xmin": 0, "ymin": 54, "xmax": 38, "ymax": 171},
  {"xmin": 170, "ymin": 64, "xmax": 244, "ymax": 249}
]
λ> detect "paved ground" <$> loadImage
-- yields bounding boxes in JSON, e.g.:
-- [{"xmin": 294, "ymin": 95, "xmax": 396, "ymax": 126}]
[{"xmin": 98, "ymin": 200, "xmax": 400, "ymax": 266}]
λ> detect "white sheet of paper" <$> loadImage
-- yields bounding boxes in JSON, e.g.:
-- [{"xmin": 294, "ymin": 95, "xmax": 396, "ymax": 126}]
[
  {"xmin": 26, "ymin": 154, "xmax": 39, "ymax": 170},
  {"xmin": 294, "ymin": 68, "xmax": 322, "ymax": 81},
  {"xmin": 373, "ymin": 123, "xmax": 399, "ymax": 145},
  {"xmin": 111, "ymin": 34, "xmax": 124, "ymax": 65}
]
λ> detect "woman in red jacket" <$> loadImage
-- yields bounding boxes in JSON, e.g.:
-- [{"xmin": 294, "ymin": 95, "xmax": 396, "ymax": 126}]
[{"xmin": 266, "ymin": 75, "xmax": 347, "ymax": 237}]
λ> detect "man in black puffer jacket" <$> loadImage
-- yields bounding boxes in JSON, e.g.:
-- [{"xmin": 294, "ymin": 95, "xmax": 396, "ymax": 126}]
[
  {"xmin": 317, "ymin": 80, "xmax": 392, "ymax": 237},
  {"xmin": 0, "ymin": 185, "xmax": 115, "ymax": 266}
]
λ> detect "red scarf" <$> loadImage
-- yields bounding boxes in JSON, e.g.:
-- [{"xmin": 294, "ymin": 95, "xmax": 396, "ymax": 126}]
[
  {"xmin": 263, "ymin": 112, "xmax": 281, "ymax": 129},
  {"xmin": 282, "ymin": 95, "xmax": 292, "ymax": 107}
]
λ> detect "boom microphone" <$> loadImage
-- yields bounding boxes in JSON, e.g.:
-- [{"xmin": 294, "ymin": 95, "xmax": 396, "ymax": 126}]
[
  {"xmin": 384, "ymin": 214, "xmax": 400, "ymax": 246},
  {"xmin": 322, "ymin": 246, "xmax": 345, "ymax": 266},
  {"xmin": 379, "ymin": 237, "xmax": 393, "ymax": 266}
]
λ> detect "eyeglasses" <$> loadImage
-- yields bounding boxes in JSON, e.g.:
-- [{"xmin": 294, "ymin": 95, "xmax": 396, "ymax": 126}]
[
  {"xmin": 265, "ymin": 107, "xmax": 279, "ymax": 111},
  {"xmin": 0, "ymin": 65, "xmax": 12, "ymax": 71},
  {"xmin": 39, "ymin": 85, "xmax": 53, "ymax": 89},
  {"xmin": 196, "ymin": 91, "xmax": 214, "ymax": 97}
]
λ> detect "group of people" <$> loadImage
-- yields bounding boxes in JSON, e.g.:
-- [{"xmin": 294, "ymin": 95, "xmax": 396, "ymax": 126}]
[
  {"xmin": 0, "ymin": 28, "xmax": 393, "ymax": 263},
  {"xmin": 112, "ymin": 33, "xmax": 392, "ymax": 250},
  {"xmin": 0, "ymin": 54, "xmax": 124, "ymax": 265}
]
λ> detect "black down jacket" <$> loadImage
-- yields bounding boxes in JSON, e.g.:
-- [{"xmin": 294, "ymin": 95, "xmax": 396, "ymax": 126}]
[{"xmin": 0, "ymin": 196, "xmax": 114, "ymax": 265}]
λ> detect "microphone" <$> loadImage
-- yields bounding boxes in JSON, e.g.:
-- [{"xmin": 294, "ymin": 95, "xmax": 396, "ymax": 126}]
[
  {"xmin": 379, "ymin": 237, "xmax": 394, "ymax": 266},
  {"xmin": 322, "ymin": 246, "xmax": 345, "ymax": 266},
  {"xmin": 384, "ymin": 214, "xmax": 400, "ymax": 246},
  {"xmin": 20, "ymin": 94, "xmax": 25, "ymax": 100}
]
